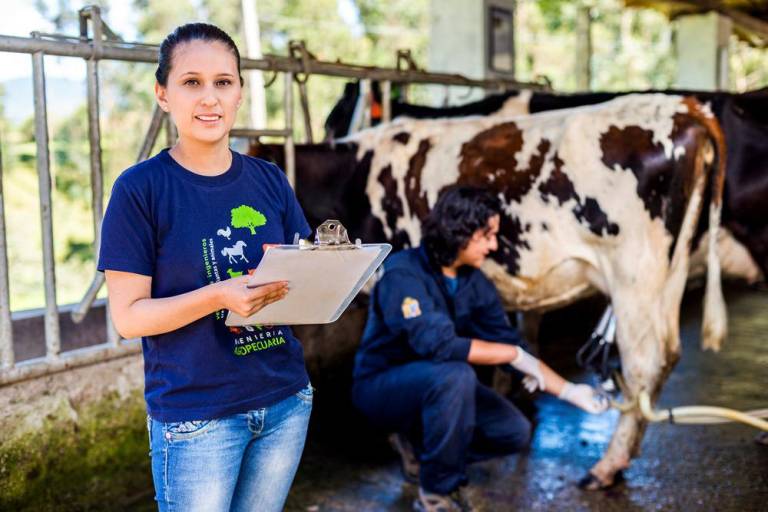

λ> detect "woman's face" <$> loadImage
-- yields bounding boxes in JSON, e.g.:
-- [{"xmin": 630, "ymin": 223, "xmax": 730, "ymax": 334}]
[
  {"xmin": 455, "ymin": 214, "xmax": 500, "ymax": 269},
  {"xmin": 155, "ymin": 39, "xmax": 242, "ymax": 146}
]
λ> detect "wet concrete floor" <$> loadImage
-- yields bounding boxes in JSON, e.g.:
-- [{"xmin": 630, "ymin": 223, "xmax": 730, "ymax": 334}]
[{"xmin": 285, "ymin": 285, "xmax": 768, "ymax": 511}]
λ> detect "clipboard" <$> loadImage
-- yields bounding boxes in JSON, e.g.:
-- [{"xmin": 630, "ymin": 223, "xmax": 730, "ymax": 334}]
[{"xmin": 225, "ymin": 220, "xmax": 391, "ymax": 326}]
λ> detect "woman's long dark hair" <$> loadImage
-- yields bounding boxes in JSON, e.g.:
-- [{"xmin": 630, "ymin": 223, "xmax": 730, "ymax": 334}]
[
  {"xmin": 421, "ymin": 186, "xmax": 501, "ymax": 267},
  {"xmin": 155, "ymin": 23, "xmax": 243, "ymax": 86}
]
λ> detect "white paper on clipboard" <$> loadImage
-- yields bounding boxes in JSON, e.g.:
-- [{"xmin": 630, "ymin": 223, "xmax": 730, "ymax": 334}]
[{"xmin": 225, "ymin": 243, "xmax": 391, "ymax": 326}]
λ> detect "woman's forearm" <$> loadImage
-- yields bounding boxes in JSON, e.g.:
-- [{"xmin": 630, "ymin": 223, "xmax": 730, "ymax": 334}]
[
  {"xmin": 113, "ymin": 284, "xmax": 221, "ymax": 339},
  {"xmin": 467, "ymin": 339, "xmax": 519, "ymax": 365}
]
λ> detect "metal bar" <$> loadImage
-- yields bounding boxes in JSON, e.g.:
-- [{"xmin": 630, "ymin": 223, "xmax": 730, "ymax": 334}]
[
  {"xmin": 230, "ymin": 128, "xmax": 292, "ymax": 139},
  {"xmin": 381, "ymin": 80, "xmax": 392, "ymax": 123},
  {"xmin": 284, "ymin": 72, "xmax": 295, "ymax": 187},
  {"xmin": 0, "ymin": 339, "xmax": 141, "ymax": 387},
  {"xmin": 360, "ymin": 78, "xmax": 372, "ymax": 129},
  {"xmin": 72, "ymin": 104, "xmax": 165, "ymax": 323},
  {"xmin": 0, "ymin": 133, "xmax": 13, "ymax": 368},
  {"xmin": 81, "ymin": 7, "xmax": 117, "ymax": 345},
  {"xmin": 165, "ymin": 114, "xmax": 177, "ymax": 148},
  {"xmin": 297, "ymin": 80, "xmax": 313, "ymax": 143},
  {"xmin": 31, "ymin": 44, "xmax": 61, "ymax": 360},
  {"xmin": 0, "ymin": 34, "xmax": 550, "ymax": 90},
  {"xmin": 139, "ymin": 104, "xmax": 166, "ymax": 161}
]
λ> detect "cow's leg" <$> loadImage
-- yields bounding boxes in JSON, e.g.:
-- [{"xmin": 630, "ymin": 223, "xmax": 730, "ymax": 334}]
[{"xmin": 581, "ymin": 294, "xmax": 680, "ymax": 490}]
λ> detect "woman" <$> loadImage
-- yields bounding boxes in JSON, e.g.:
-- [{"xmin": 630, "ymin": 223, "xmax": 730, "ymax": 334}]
[
  {"xmin": 352, "ymin": 186, "xmax": 608, "ymax": 512},
  {"xmin": 98, "ymin": 23, "xmax": 312, "ymax": 512}
]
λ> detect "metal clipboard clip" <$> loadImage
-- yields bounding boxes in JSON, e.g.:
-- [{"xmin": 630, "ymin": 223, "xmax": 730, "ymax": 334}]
[{"xmin": 295, "ymin": 219, "xmax": 363, "ymax": 250}]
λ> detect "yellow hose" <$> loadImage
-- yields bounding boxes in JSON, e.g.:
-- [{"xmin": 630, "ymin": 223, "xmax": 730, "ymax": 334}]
[
  {"xmin": 633, "ymin": 392, "xmax": 768, "ymax": 431},
  {"xmin": 608, "ymin": 372, "xmax": 768, "ymax": 431}
]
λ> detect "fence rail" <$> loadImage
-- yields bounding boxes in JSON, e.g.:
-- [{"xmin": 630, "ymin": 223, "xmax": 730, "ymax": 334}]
[{"xmin": 0, "ymin": 4, "xmax": 549, "ymax": 386}]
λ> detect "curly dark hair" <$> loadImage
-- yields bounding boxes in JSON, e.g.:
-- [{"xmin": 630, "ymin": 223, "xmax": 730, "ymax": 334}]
[{"xmin": 421, "ymin": 186, "xmax": 501, "ymax": 267}]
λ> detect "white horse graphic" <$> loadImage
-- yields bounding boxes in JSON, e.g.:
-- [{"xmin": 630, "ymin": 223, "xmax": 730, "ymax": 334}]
[
  {"xmin": 221, "ymin": 240, "xmax": 248, "ymax": 264},
  {"xmin": 216, "ymin": 226, "xmax": 232, "ymax": 240}
]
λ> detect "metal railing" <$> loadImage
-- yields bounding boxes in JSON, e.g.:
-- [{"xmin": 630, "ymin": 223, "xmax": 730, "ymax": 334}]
[{"xmin": 0, "ymin": 5, "xmax": 550, "ymax": 386}]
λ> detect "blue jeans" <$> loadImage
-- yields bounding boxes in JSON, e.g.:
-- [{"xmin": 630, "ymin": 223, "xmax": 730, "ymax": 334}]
[
  {"xmin": 353, "ymin": 362, "xmax": 531, "ymax": 495},
  {"xmin": 148, "ymin": 383, "xmax": 313, "ymax": 512}
]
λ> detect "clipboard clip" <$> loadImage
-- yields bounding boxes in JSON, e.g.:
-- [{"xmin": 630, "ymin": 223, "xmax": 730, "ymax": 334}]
[{"xmin": 296, "ymin": 219, "xmax": 362, "ymax": 250}]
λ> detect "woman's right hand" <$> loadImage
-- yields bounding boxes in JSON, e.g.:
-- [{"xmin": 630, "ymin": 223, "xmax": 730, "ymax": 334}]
[{"xmin": 213, "ymin": 276, "xmax": 289, "ymax": 317}]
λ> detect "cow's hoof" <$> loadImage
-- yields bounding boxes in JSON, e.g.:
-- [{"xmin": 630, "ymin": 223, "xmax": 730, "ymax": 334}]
[
  {"xmin": 755, "ymin": 432, "xmax": 768, "ymax": 446},
  {"xmin": 577, "ymin": 470, "xmax": 625, "ymax": 491}
]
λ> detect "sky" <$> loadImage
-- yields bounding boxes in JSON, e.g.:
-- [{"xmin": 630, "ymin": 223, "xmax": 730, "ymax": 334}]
[
  {"xmin": 0, "ymin": 0, "xmax": 139, "ymax": 81},
  {"xmin": 0, "ymin": 0, "xmax": 359, "ymax": 81},
  {"xmin": 0, "ymin": 0, "xmax": 361, "ymax": 123}
]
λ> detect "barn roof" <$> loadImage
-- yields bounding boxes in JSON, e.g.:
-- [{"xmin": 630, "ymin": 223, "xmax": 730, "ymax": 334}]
[{"xmin": 625, "ymin": 0, "xmax": 768, "ymax": 47}]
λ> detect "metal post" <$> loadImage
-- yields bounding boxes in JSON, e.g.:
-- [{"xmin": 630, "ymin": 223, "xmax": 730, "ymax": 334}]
[
  {"xmin": 165, "ymin": 114, "xmax": 177, "ymax": 148},
  {"xmin": 72, "ymin": 104, "xmax": 166, "ymax": 324},
  {"xmin": 297, "ymin": 80, "xmax": 313, "ymax": 143},
  {"xmin": 0, "ymin": 133, "xmax": 14, "ymax": 368},
  {"xmin": 31, "ymin": 40, "xmax": 61, "ymax": 360},
  {"xmin": 360, "ymin": 78, "xmax": 372, "ymax": 129},
  {"xmin": 381, "ymin": 80, "xmax": 392, "ymax": 123},
  {"xmin": 80, "ymin": 7, "xmax": 120, "ymax": 345},
  {"xmin": 284, "ymin": 72, "xmax": 295, "ymax": 187},
  {"xmin": 140, "ymin": 105, "xmax": 167, "ymax": 161}
]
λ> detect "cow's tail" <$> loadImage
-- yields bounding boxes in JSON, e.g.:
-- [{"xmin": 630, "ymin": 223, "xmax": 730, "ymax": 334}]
[{"xmin": 686, "ymin": 98, "xmax": 728, "ymax": 351}]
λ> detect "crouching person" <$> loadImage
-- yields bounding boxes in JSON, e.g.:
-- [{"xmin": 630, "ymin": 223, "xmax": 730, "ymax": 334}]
[{"xmin": 352, "ymin": 186, "xmax": 607, "ymax": 512}]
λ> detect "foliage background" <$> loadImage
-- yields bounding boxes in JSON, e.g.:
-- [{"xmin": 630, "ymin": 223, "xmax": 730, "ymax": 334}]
[{"xmin": 1, "ymin": 0, "xmax": 766, "ymax": 311}]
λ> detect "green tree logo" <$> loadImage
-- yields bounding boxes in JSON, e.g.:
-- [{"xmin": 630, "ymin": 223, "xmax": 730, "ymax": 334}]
[{"xmin": 231, "ymin": 205, "xmax": 267, "ymax": 235}]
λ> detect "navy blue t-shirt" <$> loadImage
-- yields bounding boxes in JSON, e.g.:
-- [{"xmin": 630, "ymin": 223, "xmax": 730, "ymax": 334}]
[{"xmin": 97, "ymin": 148, "xmax": 312, "ymax": 422}]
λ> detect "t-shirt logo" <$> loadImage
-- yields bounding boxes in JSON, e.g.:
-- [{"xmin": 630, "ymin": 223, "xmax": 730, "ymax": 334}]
[
  {"xmin": 401, "ymin": 297, "xmax": 421, "ymax": 319},
  {"xmin": 231, "ymin": 205, "xmax": 267, "ymax": 235}
]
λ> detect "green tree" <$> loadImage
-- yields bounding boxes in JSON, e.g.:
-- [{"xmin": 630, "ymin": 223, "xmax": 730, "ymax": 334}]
[{"xmin": 231, "ymin": 205, "xmax": 266, "ymax": 235}]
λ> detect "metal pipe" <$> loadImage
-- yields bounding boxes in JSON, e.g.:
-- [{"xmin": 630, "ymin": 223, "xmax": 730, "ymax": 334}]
[
  {"xmin": 165, "ymin": 114, "xmax": 177, "ymax": 148},
  {"xmin": 31, "ymin": 43, "xmax": 61, "ymax": 360},
  {"xmin": 284, "ymin": 72, "xmax": 295, "ymax": 187},
  {"xmin": 360, "ymin": 78, "xmax": 372, "ymax": 129},
  {"xmin": 139, "ymin": 104, "xmax": 166, "ymax": 162},
  {"xmin": 0, "ymin": 34, "xmax": 550, "ymax": 91},
  {"xmin": 230, "ymin": 128, "xmax": 292, "ymax": 139},
  {"xmin": 297, "ymin": 80, "xmax": 313, "ymax": 143},
  {"xmin": 0, "ymin": 339, "xmax": 141, "ymax": 387},
  {"xmin": 381, "ymin": 80, "xmax": 392, "ymax": 123},
  {"xmin": 71, "ymin": 273, "xmax": 104, "ymax": 324},
  {"xmin": 0, "ymin": 133, "xmax": 13, "ymax": 368},
  {"xmin": 81, "ymin": 8, "xmax": 112, "ymax": 341},
  {"xmin": 72, "ymin": 103, "xmax": 165, "ymax": 323}
]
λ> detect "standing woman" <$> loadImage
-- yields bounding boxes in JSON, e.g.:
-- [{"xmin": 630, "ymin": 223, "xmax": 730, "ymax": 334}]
[{"xmin": 98, "ymin": 23, "xmax": 313, "ymax": 512}]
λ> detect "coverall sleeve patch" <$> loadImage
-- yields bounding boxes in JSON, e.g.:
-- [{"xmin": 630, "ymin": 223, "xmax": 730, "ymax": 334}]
[{"xmin": 401, "ymin": 297, "xmax": 422, "ymax": 319}]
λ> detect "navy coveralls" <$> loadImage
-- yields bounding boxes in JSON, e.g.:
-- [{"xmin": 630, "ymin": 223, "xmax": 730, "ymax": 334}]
[{"xmin": 352, "ymin": 247, "xmax": 531, "ymax": 494}]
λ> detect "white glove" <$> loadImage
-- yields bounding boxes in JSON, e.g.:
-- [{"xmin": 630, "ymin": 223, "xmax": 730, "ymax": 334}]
[
  {"xmin": 521, "ymin": 375, "xmax": 540, "ymax": 393},
  {"xmin": 558, "ymin": 382, "xmax": 610, "ymax": 414},
  {"xmin": 509, "ymin": 347, "xmax": 545, "ymax": 391}
]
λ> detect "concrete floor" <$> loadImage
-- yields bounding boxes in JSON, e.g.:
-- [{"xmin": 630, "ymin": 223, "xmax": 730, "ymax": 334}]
[{"xmin": 285, "ymin": 286, "xmax": 768, "ymax": 512}]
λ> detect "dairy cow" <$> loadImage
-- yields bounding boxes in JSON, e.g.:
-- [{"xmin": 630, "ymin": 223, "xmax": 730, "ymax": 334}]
[
  {"xmin": 326, "ymin": 84, "xmax": 768, "ymax": 284},
  {"xmin": 253, "ymin": 94, "xmax": 728, "ymax": 488}
]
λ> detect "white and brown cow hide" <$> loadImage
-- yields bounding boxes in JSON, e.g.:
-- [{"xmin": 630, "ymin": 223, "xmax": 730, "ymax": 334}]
[{"xmin": 342, "ymin": 94, "xmax": 728, "ymax": 487}]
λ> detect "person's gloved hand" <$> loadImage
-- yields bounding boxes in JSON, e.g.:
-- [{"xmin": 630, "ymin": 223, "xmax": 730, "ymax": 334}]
[
  {"xmin": 558, "ymin": 382, "xmax": 610, "ymax": 414},
  {"xmin": 508, "ymin": 347, "xmax": 545, "ymax": 391}
]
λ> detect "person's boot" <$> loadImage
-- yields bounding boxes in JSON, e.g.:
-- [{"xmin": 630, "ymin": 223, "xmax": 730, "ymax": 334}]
[
  {"xmin": 413, "ymin": 486, "xmax": 474, "ymax": 512},
  {"xmin": 388, "ymin": 432, "xmax": 420, "ymax": 484}
]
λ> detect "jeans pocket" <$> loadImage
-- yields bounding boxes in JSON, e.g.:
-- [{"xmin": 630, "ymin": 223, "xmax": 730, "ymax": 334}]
[
  {"xmin": 164, "ymin": 418, "xmax": 218, "ymax": 440},
  {"xmin": 295, "ymin": 382, "xmax": 314, "ymax": 404}
]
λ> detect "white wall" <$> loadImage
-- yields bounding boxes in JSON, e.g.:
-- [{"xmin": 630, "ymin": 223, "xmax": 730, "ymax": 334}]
[
  {"xmin": 675, "ymin": 12, "xmax": 731, "ymax": 91},
  {"xmin": 428, "ymin": 0, "xmax": 516, "ymax": 103}
]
